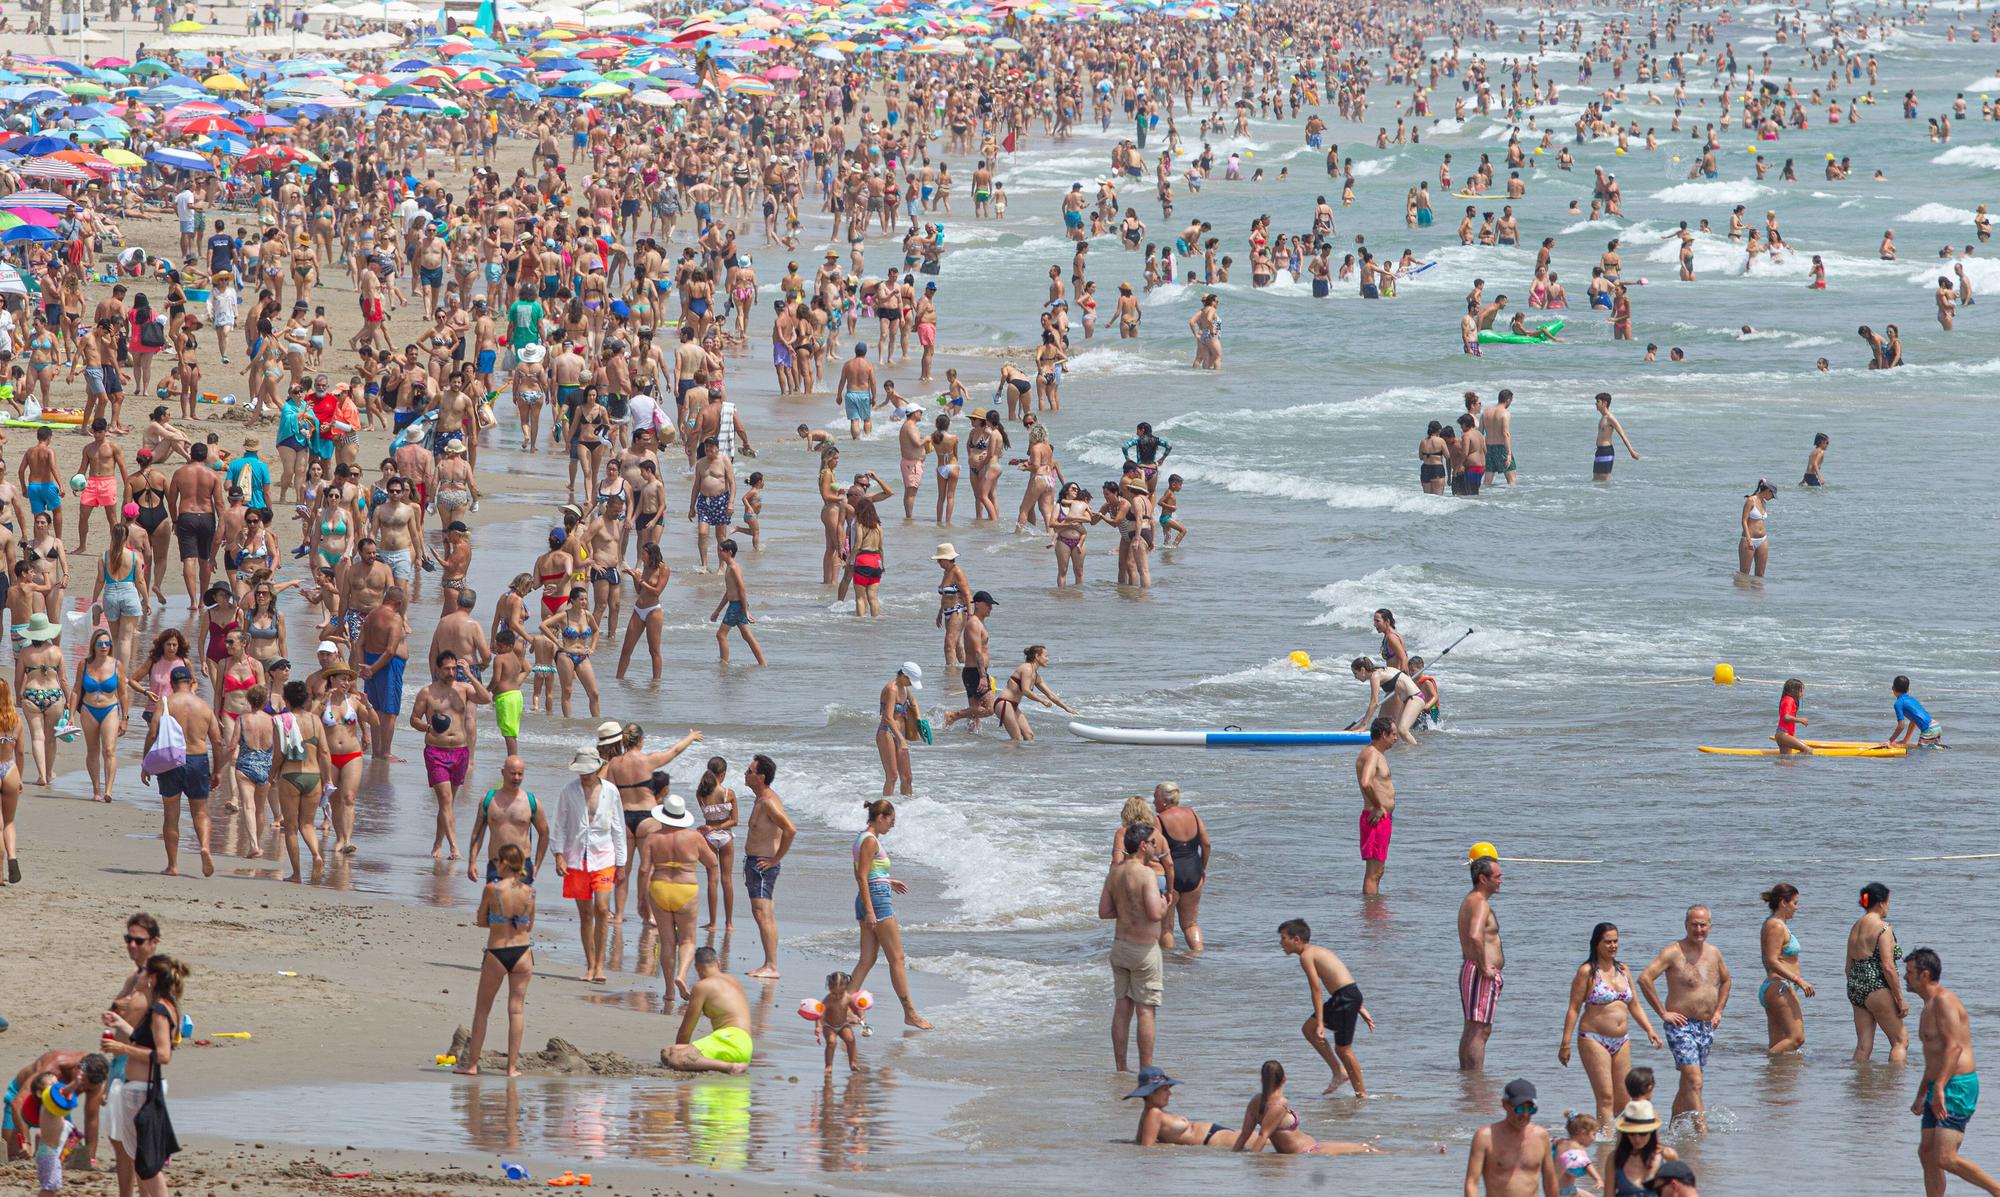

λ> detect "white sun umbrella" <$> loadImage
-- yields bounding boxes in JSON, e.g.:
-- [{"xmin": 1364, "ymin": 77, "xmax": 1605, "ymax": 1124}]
[
  {"xmin": 306, "ymin": 1, "xmax": 346, "ymax": 12},
  {"xmin": 583, "ymin": 8, "xmax": 645, "ymax": 26},
  {"xmin": 539, "ymin": 4, "xmax": 585, "ymax": 20},
  {"xmin": 633, "ymin": 88, "xmax": 679, "ymax": 107},
  {"xmin": 0, "ymin": 262, "xmax": 28, "ymax": 296},
  {"xmin": 382, "ymin": 1, "xmax": 428, "ymax": 18}
]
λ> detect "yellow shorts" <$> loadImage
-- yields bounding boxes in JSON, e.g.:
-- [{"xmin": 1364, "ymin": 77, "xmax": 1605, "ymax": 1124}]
[
  {"xmin": 649, "ymin": 880, "xmax": 698, "ymax": 913},
  {"xmin": 691, "ymin": 1026, "xmax": 753, "ymax": 1065}
]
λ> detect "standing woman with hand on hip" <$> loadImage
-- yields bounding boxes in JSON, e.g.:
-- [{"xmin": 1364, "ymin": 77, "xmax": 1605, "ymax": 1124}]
[
  {"xmin": 1759, "ymin": 883, "xmax": 1814, "ymax": 1054},
  {"xmin": 853, "ymin": 799, "xmax": 932, "ymax": 1030}
]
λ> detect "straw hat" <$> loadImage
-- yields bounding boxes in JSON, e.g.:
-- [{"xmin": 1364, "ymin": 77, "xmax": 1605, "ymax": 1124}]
[
  {"xmin": 1614, "ymin": 1100, "xmax": 1662, "ymax": 1133},
  {"xmin": 18, "ymin": 613, "xmax": 60, "ymax": 642},
  {"xmin": 517, "ymin": 343, "xmax": 546, "ymax": 365},
  {"xmin": 931, "ymin": 543, "xmax": 959, "ymax": 561}
]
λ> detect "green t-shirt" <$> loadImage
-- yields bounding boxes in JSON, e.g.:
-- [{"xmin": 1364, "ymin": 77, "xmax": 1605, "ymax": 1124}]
[{"xmin": 508, "ymin": 299, "xmax": 543, "ymax": 348}]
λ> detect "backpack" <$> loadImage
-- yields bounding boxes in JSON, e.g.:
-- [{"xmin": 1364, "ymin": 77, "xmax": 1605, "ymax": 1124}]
[
  {"xmin": 143, "ymin": 709, "xmax": 187, "ymax": 774},
  {"xmin": 139, "ymin": 315, "xmax": 166, "ymax": 348}
]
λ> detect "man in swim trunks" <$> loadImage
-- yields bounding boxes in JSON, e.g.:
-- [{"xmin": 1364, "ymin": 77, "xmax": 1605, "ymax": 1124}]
[
  {"xmin": 1458, "ymin": 852, "xmax": 1504, "ymax": 1070},
  {"xmin": 465, "ymin": 754, "xmax": 548, "ymax": 885},
  {"xmin": 358, "ymin": 585, "xmax": 411, "ymax": 763},
  {"xmin": 663, "ymin": 946, "xmax": 753, "ymax": 1074},
  {"xmin": 167, "ymin": 442, "xmax": 225, "ymax": 606},
  {"xmin": 1637, "ymin": 905, "xmax": 1730, "ymax": 1132},
  {"xmin": 1592, "ymin": 392, "xmax": 1639, "ymax": 481},
  {"xmin": 1355, "ymin": 716, "xmax": 1396, "ymax": 896},
  {"xmin": 1908, "ymin": 947, "xmax": 2000, "ymax": 1195},
  {"xmin": 1280, "ymin": 917, "xmax": 1374, "ymax": 1097},
  {"xmin": 897, "ymin": 407, "xmax": 926, "ymax": 517},
  {"xmin": 1102, "ymin": 822, "xmax": 1168, "ymax": 1072},
  {"xmin": 741, "ymin": 754, "xmax": 796, "ymax": 980},
  {"xmin": 75, "ymin": 418, "xmax": 130, "ymax": 555},
  {"xmin": 409, "ymin": 648, "xmax": 490, "ymax": 860},
  {"xmin": 837, "ymin": 342, "xmax": 878, "ymax": 440},
  {"xmin": 1480, "ymin": 388, "xmax": 1517, "ymax": 485}
]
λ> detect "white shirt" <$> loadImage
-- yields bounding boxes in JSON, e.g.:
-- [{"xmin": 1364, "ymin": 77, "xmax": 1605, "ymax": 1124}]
[
  {"xmin": 174, "ymin": 189, "xmax": 196, "ymax": 221},
  {"xmin": 396, "ymin": 196, "xmax": 425, "ymax": 232},
  {"xmin": 549, "ymin": 774, "xmax": 627, "ymax": 873},
  {"xmin": 627, "ymin": 392, "xmax": 659, "ymax": 434}
]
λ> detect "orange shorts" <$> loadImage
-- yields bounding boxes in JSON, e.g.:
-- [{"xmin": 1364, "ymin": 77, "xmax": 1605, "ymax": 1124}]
[{"xmin": 561, "ymin": 865, "xmax": 614, "ymax": 900}]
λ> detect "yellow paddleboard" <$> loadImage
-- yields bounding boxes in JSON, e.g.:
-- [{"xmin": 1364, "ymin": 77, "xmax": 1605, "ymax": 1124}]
[{"xmin": 1699, "ymin": 745, "xmax": 1905, "ymax": 757}]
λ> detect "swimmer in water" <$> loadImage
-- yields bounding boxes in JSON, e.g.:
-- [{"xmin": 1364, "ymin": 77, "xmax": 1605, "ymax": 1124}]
[
  {"xmin": 1775, "ymin": 677, "xmax": 1812, "ymax": 755},
  {"xmin": 1802, "ymin": 433, "xmax": 1829, "ymax": 486}
]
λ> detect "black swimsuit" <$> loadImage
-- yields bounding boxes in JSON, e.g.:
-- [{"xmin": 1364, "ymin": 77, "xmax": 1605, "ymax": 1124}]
[{"xmin": 1163, "ymin": 814, "xmax": 1205, "ymax": 893}]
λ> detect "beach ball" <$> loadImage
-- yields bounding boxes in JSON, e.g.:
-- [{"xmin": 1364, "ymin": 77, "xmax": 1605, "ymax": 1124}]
[
  {"xmin": 69, "ymin": 473, "xmax": 86, "ymax": 493},
  {"xmin": 1713, "ymin": 663, "xmax": 1736, "ymax": 685}
]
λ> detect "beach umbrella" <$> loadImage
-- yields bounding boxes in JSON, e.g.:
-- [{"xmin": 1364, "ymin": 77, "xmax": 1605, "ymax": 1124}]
[
  {"xmin": 727, "ymin": 75, "xmax": 775, "ymax": 94},
  {"xmin": 1, "ymin": 207, "xmax": 62, "ymax": 227},
  {"xmin": 48, "ymin": 149, "xmax": 119, "ymax": 171},
  {"xmin": 762, "ymin": 64, "xmax": 801, "ymax": 79},
  {"xmin": 1, "ymin": 135, "xmax": 79, "ymax": 157},
  {"xmin": 19, "ymin": 158, "xmax": 95, "ymax": 182},
  {"xmin": 0, "ymin": 189, "xmax": 74, "ymax": 211},
  {"xmin": 99, "ymin": 147, "xmax": 146, "ymax": 167},
  {"xmin": 0, "ymin": 86, "xmax": 64, "ymax": 104},
  {"xmin": 582, "ymin": 81, "xmax": 629, "ymax": 97},
  {"xmin": 168, "ymin": 19, "xmax": 204, "ymax": 30},
  {"xmin": 203, "ymin": 72, "xmax": 249, "ymax": 92},
  {"xmin": 173, "ymin": 114, "xmax": 247, "ymax": 134},
  {"xmin": 91, "ymin": 56, "xmax": 132, "ymax": 68},
  {"xmin": 1, "ymin": 226, "xmax": 59, "ymax": 244},
  {"xmin": 240, "ymin": 144, "xmax": 323, "ymax": 170},
  {"xmin": 145, "ymin": 147, "xmax": 216, "ymax": 172},
  {"xmin": 123, "ymin": 59, "xmax": 175, "ymax": 76},
  {"xmin": 241, "ymin": 113, "xmax": 294, "ymax": 128},
  {"xmin": 62, "ymin": 80, "xmax": 111, "ymax": 97},
  {"xmin": 632, "ymin": 88, "xmax": 679, "ymax": 107}
]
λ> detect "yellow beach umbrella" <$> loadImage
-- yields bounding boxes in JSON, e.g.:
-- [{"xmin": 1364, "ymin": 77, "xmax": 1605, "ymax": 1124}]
[
  {"xmin": 100, "ymin": 147, "xmax": 146, "ymax": 167},
  {"xmin": 582, "ymin": 82, "xmax": 629, "ymax": 98},
  {"xmin": 204, "ymin": 72, "xmax": 249, "ymax": 92},
  {"xmin": 168, "ymin": 18, "xmax": 203, "ymax": 30}
]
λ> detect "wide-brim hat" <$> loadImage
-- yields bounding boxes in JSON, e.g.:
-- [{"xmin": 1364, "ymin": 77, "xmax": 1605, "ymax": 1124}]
[
  {"xmin": 650, "ymin": 793, "xmax": 696, "ymax": 828},
  {"xmin": 19, "ymin": 613, "xmax": 60, "ymax": 642}
]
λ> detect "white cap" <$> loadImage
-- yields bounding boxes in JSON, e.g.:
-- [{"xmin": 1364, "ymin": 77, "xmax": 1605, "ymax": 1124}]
[
  {"xmin": 900, "ymin": 661, "xmax": 923, "ymax": 689},
  {"xmin": 316, "ymin": 640, "xmax": 339, "ymax": 655}
]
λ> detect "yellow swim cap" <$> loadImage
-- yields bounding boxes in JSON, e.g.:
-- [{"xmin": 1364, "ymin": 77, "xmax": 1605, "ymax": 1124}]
[{"xmin": 1466, "ymin": 841, "xmax": 1499, "ymax": 862}]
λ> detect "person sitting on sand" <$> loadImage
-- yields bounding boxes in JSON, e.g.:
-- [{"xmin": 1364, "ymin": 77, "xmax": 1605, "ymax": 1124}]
[{"xmin": 662, "ymin": 946, "xmax": 753, "ymax": 1074}]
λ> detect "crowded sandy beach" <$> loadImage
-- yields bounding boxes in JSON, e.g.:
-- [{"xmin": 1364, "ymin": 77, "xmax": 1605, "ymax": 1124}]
[{"xmin": 1, "ymin": 0, "xmax": 1997, "ymax": 1192}]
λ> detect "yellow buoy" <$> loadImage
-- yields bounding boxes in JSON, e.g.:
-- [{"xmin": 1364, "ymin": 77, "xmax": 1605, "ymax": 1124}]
[
  {"xmin": 1713, "ymin": 663, "xmax": 1736, "ymax": 685},
  {"xmin": 1615, "ymin": 147, "xmax": 1625, "ymax": 154},
  {"xmin": 1289, "ymin": 650, "xmax": 1313, "ymax": 669}
]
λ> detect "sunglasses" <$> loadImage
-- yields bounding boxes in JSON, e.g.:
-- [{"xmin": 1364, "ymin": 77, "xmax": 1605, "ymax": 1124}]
[
  {"xmin": 124, "ymin": 934, "xmax": 152, "ymax": 946},
  {"xmin": 1512, "ymin": 1102, "xmax": 1538, "ymax": 1116}
]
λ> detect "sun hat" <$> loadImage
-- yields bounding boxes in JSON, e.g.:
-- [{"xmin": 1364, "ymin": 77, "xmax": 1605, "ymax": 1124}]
[
  {"xmin": 1614, "ymin": 1100, "xmax": 1662, "ymax": 1134},
  {"xmin": 595, "ymin": 721, "xmax": 625, "ymax": 745},
  {"xmin": 568, "ymin": 747, "xmax": 605, "ymax": 774},
  {"xmin": 650, "ymin": 793, "xmax": 696, "ymax": 828},
  {"xmin": 1122, "ymin": 1065, "xmax": 1179, "ymax": 1100},
  {"xmin": 931, "ymin": 543, "xmax": 959, "ymax": 561},
  {"xmin": 517, "ymin": 343, "xmax": 546, "ymax": 364},
  {"xmin": 18, "ymin": 613, "xmax": 60, "ymax": 642}
]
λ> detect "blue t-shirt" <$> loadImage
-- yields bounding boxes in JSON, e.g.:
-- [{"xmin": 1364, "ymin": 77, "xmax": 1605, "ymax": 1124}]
[
  {"xmin": 1893, "ymin": 693, "xmax": 1933, "ymax": 731},
  {"xmin": 231, "ymin": 453, "xmax": 272, "ymax": 510}
]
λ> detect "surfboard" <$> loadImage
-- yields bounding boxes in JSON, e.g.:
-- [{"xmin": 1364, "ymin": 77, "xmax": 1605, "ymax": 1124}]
[
  {"xmin": 1698, "ymin": 745, "xmax": 1905, "ymax": 757},
  {"xmin": 1068, "ymin": 722, "xmax": 1370, "ymax": 747}
]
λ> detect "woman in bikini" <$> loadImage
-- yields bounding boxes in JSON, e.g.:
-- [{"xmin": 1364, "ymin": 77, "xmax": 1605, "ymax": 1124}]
[
  {"xmin": 1558, "ymin": 922, "xmax": 1661, "ymax": 1129},
  {"xmin": 818, "ymin": 445, "xmax": 847, "ymax": 585},
  {"xmin": 615, "ymin": 543, "xmax": 671, "ymax": 682},
  {"xmin": 71, "ymin": 627, "xmax": 129, "ymax": 804},
  {"xmin": 553, "ymin": 586, "xmax": 603, "ymax": 721},
  {"xmin": 638, "ymin": 795, "xmax": 719, "ymax": 1009},
  {"xmin": 13, "ymin": 614, "xmax": 66, "ymax": 787},
  {"xmin": 876, "ymin": 666, "xmax": 919, "ymax": 797},
  {"xmin": 92, "ymin": 519, "xmax": 150, "ymax": 668},
  {"xmin": 316, "ymin": 664, "xmax": 375, "ymax": 855},
  {"xmin": 1014, "ymin": 424, "xmax": 1062, "ymax": 535},
  {"xmin": 240, "ymin": 584, "xmax": 288, "ymax": 673},
  {"xmin": 214, "ymin": 630, "xmax": 265, "ymax": 804},
  {"xmin": 1052, "ymin": 481, "xmax": 1099, "ymax": 586},
  {"xmin": 1419, "ymin": 420, "xmax": 1450, "ymax": 495},
  {"xmin": 456, "ymin": 843, "xmax": 537, "ymax": 1076},
  {"xmin": 534, "ymin": 531, "xmax": 577, "ymax": 620},
  {"xmin": 511, "ymin": 343, "xmax": 551, "ymax": 452},
  {"xmin": 1759, "ymin": 883, "xmax": 1815, "ymax": 1054},
  {"xmin": 0, "ymin": 681, "xmax": 20, "ymax": 884},
  {"xmin": 932, "ymin": 545, "xmax": 971, "ymax": 668},
  {"xmin": 1234, "ymin": 1060, "xmax": 1379, "ymax": 1155},
  {"xmin": 1130, "ymin": 1067, "xmax": 1240, "ymax": 1148},
  {"xmin": 697, "ymin": 759, "xmax": 738, "ymax": 931},
  {"xmin": 272, "ymin": 681, "xmax": 328, "ymax": 881},
  {"xmin": 927, "ymin": 414, "xmax": 960, "ymax": 526}
]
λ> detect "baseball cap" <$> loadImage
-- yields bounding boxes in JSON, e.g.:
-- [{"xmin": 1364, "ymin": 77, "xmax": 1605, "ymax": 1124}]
[
  {"xmin": 1645, "ymin": 1162, "xmax": 1695, "ymax": 1191},
  {"xmin": 169, "ymin": 666, "xmax": 193, "ymax": 684},
  {"xmin": 1502, "ymin": 1079, "xmax": 1537, "ymax": 1105},
  {"xmin": 971, "ymin": 589, "xmax": 998, "ymax": 607},
  {"xmin": 317, "ymin": 640, "xmax": 339, "ymax": 655}
]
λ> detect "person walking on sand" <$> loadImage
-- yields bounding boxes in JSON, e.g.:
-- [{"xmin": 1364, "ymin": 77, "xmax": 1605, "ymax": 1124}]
[
  {"xmin": 1459, "ymin": 848, "xmax": 1505, "ymax": 1070},
  {"xmin": 741, "ymin": 754, "xmax": 796, "ymax": 980},
  {"xmin": 466, "ymin": 756, "xmax": 550, "ymax": 885},
  {"xmin": 550, "ymin": 746, "xmax": 626, "ymax": 984},
  {"xmin": 1101, "ymin": 821, "xmax": 1168, "ymax": 1072},
  {"xmin": 142, "ymin": 665, "xmax": 221, "ymax": 878},
  {"xmin": 1356, "ymin": 716, "xmax": 1396, "ymax": 896},
  {"xmin": 663, "ymin": 946, "xmax": 753, "ymax": 1074},
  {"xmin": 1280, "ymin": 917, "xmax": 1374, "ymax": 1096},
  {"xmin": 1638, "ymin": 905, "xmax": 1732, "ymax": 1132},
  {"xmin": 1464, "ymin": 1079, "xmax": 1560, "ymax": 1197},
  {"xmin": 1908, "ymin": 947, "xmax": 2000, "ymax": 1197},
  {"xmin": 455, "ymin": 843, "xmax": 536, "ymax": 1078}
]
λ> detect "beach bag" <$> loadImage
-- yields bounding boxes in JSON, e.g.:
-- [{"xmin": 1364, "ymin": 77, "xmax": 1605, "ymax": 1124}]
[
  {"xmin": 143, "ymin": 710, "xmax": 187, "ymax": 774},
  {"xmin": 276, "ymin": 711, "xmax": 308, "ymax": 763},
  {"xmin": 139, "ymin": 316, "xmax": 166, "ymax": 349},
  {"xmin": 133, "ymin": 1052, "xmax": 180, "ymax": 1180}
]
